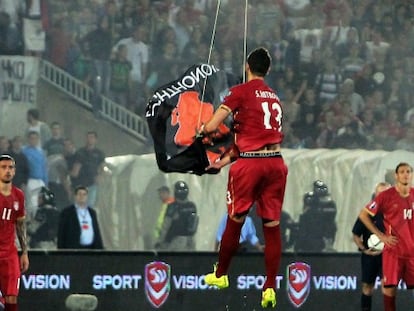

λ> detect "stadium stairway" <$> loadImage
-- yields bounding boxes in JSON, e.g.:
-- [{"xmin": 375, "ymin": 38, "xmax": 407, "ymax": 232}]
[{"xmin": 38, "ymin": 60, "xmax": 152, "ymax": 156}]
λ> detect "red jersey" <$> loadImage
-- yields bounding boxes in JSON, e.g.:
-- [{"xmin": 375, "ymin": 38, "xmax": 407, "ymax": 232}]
[
  {"xmin": 365, "ymin": 187, "xmax": 414, "ymax": 258},
  {"xmin": 223, "ymin": 79, "xmax": 283, "ymax": 152},
  {"xmin": 0, "ymin": 186, "xmax": 25, "ymax": 259}
]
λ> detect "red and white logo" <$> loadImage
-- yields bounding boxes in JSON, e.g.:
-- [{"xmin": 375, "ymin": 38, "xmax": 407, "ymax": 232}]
[
  {"xmin": 287, "ymin": 262, "xmax": 311, "ymax": 308},
  {"xmin": 145, "ymin": 261, "xmax": 170, "ymax": 308}
]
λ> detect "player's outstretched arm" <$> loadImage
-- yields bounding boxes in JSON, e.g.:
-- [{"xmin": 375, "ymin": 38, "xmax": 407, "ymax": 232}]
[
  {"xmin": 202, "ymin": 105, "xmax": 231, "ymax": 134},
  {"xmin": 206, "ymin": 144, "xmax": 239, "ymax": 171},
  {"xmin": 206, "ymin": 154, "xmax": 231, "ymax": 170}
]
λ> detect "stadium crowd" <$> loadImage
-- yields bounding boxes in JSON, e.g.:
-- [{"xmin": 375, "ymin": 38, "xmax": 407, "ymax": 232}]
[{"xmin": 1, "ymin": 0, "xmax": 414, "ymax": 151}]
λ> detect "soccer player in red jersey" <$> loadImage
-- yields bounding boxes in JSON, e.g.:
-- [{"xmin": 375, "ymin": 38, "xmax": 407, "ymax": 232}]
[
  {"xmin": 200, "ymin": 47, "xmax": 287, "ymax": 308},
  {"xmin": 0, "ymin": 155, "xmax": 29, "ymax": 311},
  {"xmin": 359, "ymin": 162, "xmax": 414, "ymax": 311}
]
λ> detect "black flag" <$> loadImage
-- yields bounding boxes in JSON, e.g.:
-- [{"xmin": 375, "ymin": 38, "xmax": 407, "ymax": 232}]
[{"xmin": 146, "ymin": 64, "xmax": 237, "ymax": 175}]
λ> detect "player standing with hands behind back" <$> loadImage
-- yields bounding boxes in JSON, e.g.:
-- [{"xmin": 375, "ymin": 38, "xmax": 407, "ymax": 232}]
[
  {"xmin": 0, "ymin": 155, "xmax": 29, "ymax": 311},
  {"xmin": 200, "ymin": 47, "xmax": 288, "ymax": 308},
  {"xmin": 359, "ymin": 163, "xmax": 414, "ymax": 311}
]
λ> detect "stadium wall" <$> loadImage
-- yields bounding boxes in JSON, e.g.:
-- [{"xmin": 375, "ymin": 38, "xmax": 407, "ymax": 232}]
[{"xmin": 95, "ymin": 149, "xmax": 414, "ymax": 252}]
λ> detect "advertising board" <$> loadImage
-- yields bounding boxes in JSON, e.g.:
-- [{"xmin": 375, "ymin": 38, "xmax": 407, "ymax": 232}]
[{"xmin": 20, "ymin": 251, "xmax": 412, "ymax": 310}]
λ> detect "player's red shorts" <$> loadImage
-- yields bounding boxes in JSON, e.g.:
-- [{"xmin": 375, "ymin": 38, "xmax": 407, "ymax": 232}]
[
  {"xmin": 226, "ymin": 154, "xmax": 288, "ymax": 221},
  {"xmin": 0, "ymin": 254, "xmax": 21, "ymax": 296},
  {"xmin": 382, "ymin": 248, "xmax": 414, "ymax": 287}
]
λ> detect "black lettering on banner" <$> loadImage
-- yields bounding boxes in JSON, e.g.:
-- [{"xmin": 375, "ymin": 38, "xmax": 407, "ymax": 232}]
[
  {"xmin": 1, "ymin": 59, "xmax": 25, "ymax": 80},
  {"xmin": 2, "ymin": 82, "xmax": 35, "ymax": 103}
]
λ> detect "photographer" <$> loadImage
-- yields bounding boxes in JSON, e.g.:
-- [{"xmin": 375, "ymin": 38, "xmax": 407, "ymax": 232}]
[{"xmin": 29, "ymin": 187, "xmax": 60, "ymax": 249}]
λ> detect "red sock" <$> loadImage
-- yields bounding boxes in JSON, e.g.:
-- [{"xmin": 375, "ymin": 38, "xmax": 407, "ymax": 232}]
[
  {"xmin": 5, "ymin": 303, "xmax": 17, "ymax": 311},
  {"xmin": 383, "ymin": 294, "xmax": 395, "ymax": 311},
  {"xmin": 263, "ymin": 225, "xmax": 281, "ymax": 289},
  {"xmin": 216, "ymin": 216, "xmax": 243, "ymax": 277}
]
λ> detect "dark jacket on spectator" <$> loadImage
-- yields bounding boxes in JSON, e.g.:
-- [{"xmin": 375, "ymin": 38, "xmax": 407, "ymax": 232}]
[{"xmin": 57, "ymin": 205, "xmax": 104, "ymax": 249}]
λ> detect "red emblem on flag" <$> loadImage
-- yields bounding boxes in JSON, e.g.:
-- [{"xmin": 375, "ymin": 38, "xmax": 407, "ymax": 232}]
[
  {"xmin": 287, "ymin": 262, "xmax": 311, "ymax": 308},
  {"xmin": 145, "ymin": 261, "xmax": 170, "ymax": 308}
]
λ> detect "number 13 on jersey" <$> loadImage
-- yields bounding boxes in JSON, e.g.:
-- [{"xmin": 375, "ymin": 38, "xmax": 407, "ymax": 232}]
[{"xmin": 261, "ymin": 101, "xmax": 282, "ymax": 131}]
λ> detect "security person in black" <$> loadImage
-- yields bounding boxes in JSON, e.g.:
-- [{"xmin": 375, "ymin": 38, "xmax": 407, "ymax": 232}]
[
  {"xmin": 280, "ymin": 210, "xmax": 298, "ymax": 251},
  {"xmin": 294, "ymin": 180, "xmax": 337, "ymax": 252},
  {"xmin": 155, "ymin": 181, "xmax": 198, "ymax": 251}
]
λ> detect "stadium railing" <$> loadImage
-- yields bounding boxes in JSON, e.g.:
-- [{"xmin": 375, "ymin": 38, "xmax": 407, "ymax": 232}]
[{"xmin": 39, "ymin": 59, "xmax": 150, "ymax": 143}]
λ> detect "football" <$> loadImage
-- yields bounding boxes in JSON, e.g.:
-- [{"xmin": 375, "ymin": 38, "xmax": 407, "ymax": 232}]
[{"xmin": 367, "ymin": 234, "xmax": 384, "ymax": 251}]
